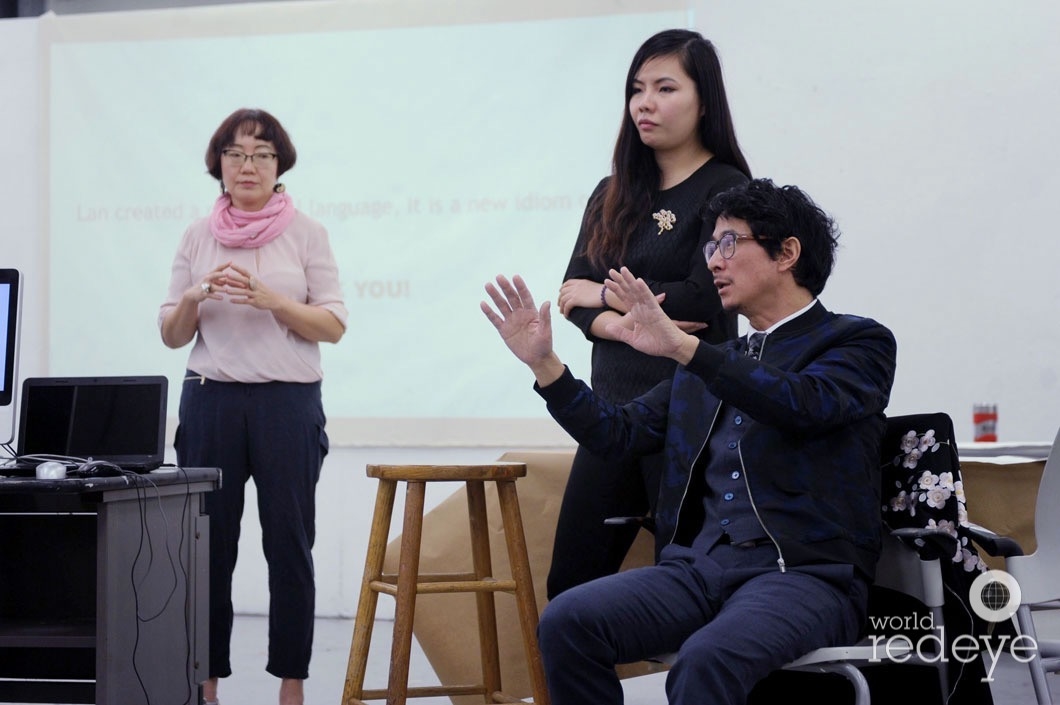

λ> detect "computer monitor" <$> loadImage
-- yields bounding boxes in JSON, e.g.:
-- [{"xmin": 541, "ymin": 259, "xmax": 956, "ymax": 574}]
[{"xmin": 0, "ymin": 269, "xmax": 24, "ymax": 446}]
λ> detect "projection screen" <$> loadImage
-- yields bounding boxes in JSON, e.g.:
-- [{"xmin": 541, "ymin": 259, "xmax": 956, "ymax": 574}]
[{"xmin": 42, "ymin": 0, "xmax": 691, "ymax": 445}]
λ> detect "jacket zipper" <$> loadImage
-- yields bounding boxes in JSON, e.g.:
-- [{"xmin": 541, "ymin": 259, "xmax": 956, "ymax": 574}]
[
  {"xmin": 738, "ymin": 441, "xmax": 786, "ymax": 572},
  {"xmin": 739, "ymin": 334, "xmax": 785, "ymax": 571},
  {"xmin": 667, "ymin": 403, "xmax": 723, "ymax": 546}
]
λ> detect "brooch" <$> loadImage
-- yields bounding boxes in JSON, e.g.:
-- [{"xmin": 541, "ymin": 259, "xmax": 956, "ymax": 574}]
[{"xmin": 653, "ymin": 209, "xmax": 676, "ymax": 235}]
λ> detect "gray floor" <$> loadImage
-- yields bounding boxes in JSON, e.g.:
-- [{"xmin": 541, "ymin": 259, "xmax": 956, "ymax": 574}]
[
  {"xmin": 6, "ymin": 613, "xmax": 1047, "ymax": 704},
  {"xmin": 212, "ymin": 614, "xmax": 1057, "ymax": 705}
]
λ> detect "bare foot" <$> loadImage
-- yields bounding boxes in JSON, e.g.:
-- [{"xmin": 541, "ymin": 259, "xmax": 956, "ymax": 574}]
[{"xmin": 279, "ymin": 678, "xmax": 304, "ymax": 705}]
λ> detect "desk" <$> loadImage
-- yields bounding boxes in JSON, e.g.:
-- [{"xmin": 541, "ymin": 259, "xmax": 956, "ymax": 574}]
[{"xmin": 0, "ymin": 467, "xmax": 219, "ymax": 705}]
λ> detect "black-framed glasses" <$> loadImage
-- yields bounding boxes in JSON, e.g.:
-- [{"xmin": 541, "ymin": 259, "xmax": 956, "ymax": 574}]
[
  {"xmin": 221, "ymin": 149, "xmax": 278, "ymax": 167},
  {"xmin": 703, "ymin": 232, "xmax": 764, "ymax": 261}
]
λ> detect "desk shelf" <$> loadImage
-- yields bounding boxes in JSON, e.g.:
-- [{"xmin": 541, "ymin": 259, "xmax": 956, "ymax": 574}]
[
  {"xmin": 0, "ymin": 468, "xmax": 219, "ymax": 705},
  {"xmin": 0, "ymin": 618, "xmax": 95, "ymax": 648}
]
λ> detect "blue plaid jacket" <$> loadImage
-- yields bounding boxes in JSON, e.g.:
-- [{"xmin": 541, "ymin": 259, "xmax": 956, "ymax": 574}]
[{"xmin": 536, "ymin": 302, "xmax": 897, "ymax": 579}]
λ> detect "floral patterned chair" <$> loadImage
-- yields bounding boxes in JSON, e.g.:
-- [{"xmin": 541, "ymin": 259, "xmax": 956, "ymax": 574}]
[
  {"xmin": 881, "ymin": 412, "xmax": 987, "ymax": 576},
  {"xmin": 877, "ymin": 412, "xmax": 993, "ymax": 704}
]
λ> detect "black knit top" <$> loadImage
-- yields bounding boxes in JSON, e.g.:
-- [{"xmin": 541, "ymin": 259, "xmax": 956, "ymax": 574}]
[{"xmin": 562, "ymin": 159, "xmax": 746, "ymax": 403}]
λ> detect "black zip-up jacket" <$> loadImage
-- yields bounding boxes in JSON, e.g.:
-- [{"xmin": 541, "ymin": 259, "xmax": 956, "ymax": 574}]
[{"xmin": 536, "ymin": 302, "xmax": 898, "ymax": 580}]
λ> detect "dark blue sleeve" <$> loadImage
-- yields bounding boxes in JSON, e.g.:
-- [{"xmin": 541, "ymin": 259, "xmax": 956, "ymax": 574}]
[
  {"xmin": 684, "ymin": 317, "xmax": 897, "ymax": 433},
  {"xmin": 534, "ymin": 366, "xmax": 670, "ymax": 458}
]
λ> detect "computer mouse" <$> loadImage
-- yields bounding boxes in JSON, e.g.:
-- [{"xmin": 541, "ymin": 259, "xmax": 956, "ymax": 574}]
[{"xmin": 35, "ymin": 461, "xmax": 67, "ymax": 479}]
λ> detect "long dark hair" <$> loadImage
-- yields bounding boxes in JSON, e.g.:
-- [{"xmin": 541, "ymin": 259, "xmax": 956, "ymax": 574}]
[{"xmin": 585, "ymin": 29, "xmax": 750, "ymax": 268}]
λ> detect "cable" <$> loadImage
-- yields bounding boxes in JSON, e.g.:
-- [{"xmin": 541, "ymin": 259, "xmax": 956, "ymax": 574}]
[
  {"xmin": 2, "ymin": 452, "xmax": 90, "ymax": 469},
  {"xmin": 121, "ymin": 467, "xmax": 197, "ymax": 705}
]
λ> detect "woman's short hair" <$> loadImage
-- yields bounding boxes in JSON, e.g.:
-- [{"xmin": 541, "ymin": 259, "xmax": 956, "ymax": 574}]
[{"xmin": 204, "ymin": 108, "xmax": 297, "ymax": 180}]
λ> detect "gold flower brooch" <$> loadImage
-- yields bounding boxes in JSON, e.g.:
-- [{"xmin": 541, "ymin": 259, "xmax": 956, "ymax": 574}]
[{"xmin": 653, "ymin": 209, "xmax": 676, "ymax": 235}]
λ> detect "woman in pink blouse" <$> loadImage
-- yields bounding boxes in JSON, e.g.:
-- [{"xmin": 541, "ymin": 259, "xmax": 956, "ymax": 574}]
[{"xmin": 158, "ymin": 108, "xmax": 347, "ymax": 705}]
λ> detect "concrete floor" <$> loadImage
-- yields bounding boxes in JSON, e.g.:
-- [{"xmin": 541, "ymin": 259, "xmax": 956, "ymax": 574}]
[
  {"xmin": 209, "ymin": 614, "xmax": 1058, "ymax": 705},
  {"xmin": 5, "ymin": 612, "xmax": 1050, "ymax": 704}
]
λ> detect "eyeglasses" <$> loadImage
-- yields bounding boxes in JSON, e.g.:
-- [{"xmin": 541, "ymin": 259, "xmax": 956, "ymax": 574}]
[
  {"xmin": 703, "ymin": 232, "xmax": 765, "ymax": 261},
  {"xmin": 221, "ymin": 149, "xmax": 278, "ymax": 167}
]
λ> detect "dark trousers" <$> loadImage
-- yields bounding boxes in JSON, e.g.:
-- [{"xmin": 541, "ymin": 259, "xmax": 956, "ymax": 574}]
[
  {"xmin": 546, "ymin": 445, "xmax": 664, "ymax": 599},
  {"xmin": 537, "ymin": 541, "xmax": 868, "ymax": 705},
  {"xmin": 174, "ymin": 375, "xmax": 328, "ymax": 680}
]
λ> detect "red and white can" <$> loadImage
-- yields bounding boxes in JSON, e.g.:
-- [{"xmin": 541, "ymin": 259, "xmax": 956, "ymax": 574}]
[{"xmin": 973, "ymin": 403, "xmax": 998, "ymax": 442}]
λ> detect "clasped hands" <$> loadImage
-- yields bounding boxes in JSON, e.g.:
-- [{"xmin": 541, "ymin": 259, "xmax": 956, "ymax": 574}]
[
  {"xmin": 481, "ymin": 267, "xmax": 699, "ymax": 382},
  {"xmin": 195, "ymin": 262, "xmax": 276, "ymax": 310}
]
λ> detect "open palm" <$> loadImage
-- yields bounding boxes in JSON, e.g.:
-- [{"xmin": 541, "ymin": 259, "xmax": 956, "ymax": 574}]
[
  {"xmin": 606, "ymin": 267, "xmax": 688, "ymax": 358},
  {"xmin": 481, "ymin": 274, "xmax": 554, "ymax": 366}
]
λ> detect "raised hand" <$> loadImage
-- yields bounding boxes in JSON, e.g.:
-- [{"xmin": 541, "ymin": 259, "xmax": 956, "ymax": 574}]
[
  {"xmin": 604, "ymin": 267, "xmax": 697, "ymax": 362},
  {"xmin": 482, "ymin": 275, "xmax": 566, "ymax": 385},
  {"xmin": 481, "ymin": 274, "xmax": 554, "ymax": 363}
]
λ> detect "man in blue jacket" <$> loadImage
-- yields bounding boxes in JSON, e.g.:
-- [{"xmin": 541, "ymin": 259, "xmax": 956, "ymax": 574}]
[{"xmin": 481, "ymin": 178, "xmax": 897, "ymax": 705}]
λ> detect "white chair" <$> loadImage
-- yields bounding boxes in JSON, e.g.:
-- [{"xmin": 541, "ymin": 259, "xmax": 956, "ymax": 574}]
[
  {"xmin": 964, "ymin": 424, "xmax": 1060, "ymax": 705},
  {"xmin": 779, "ymin": 530, "xmax": 949, "ymax": 705},
  {"xmin": 648, "ymin": 530, "xmax": 949, "ymax": 705}
]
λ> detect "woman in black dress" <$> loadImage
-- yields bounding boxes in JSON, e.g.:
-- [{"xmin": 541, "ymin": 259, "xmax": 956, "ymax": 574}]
[{"xmin": 550, "ymin": 28, "xmax": 751, "ymax": 598}]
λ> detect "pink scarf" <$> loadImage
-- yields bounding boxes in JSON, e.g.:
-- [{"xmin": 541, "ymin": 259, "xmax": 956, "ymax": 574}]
[{"xmin": 209, "ymin": 191, "xmax": 295, "ymax": 248}]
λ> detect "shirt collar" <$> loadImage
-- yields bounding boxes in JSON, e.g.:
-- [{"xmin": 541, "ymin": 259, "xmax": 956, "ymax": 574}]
[{"xmin": 747, "ymin": 298, "xmax": 818, "ymax": 339}]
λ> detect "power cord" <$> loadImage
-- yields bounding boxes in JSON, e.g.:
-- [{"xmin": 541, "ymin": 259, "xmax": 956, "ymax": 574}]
[{"xmin": 129, "ymin": 468, "xmax": 196, "ymax": 705}]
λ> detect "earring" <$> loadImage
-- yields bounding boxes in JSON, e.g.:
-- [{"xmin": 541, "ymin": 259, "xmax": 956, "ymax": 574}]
[{"xmin": 273, "ymin": 183, "xmax": 286, "ymax": 193}]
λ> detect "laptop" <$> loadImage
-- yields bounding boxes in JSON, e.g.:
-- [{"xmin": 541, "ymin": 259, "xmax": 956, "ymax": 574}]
[{"xmin": 5, "ymin": 375, "xmax": 168, "ymax": 474}]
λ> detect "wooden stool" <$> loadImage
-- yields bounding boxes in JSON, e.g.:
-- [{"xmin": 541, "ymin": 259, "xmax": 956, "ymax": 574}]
[{"xmin": 342, "ymin": 463, "xmax": 550, "ymax": 705}]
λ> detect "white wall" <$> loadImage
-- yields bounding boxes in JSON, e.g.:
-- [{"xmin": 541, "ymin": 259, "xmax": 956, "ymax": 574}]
[
  {"xmin": 695, "ymin": 0, "xmax": 1060, "ymax": 441},
  {"xmin": 3, "ymin": 1, "xmax": 1060, "ymax": 618}
]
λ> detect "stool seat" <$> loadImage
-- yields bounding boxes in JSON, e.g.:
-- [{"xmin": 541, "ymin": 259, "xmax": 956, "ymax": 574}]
[
  {"xmin": 367, "ymin": 463, "xmax": 527, "ymax": 482},
  {"xmin": 342, "ymin": 462, "xmax": 550, "ymax": 705}
]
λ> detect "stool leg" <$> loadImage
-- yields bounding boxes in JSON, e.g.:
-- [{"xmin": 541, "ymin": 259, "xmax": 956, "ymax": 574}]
[
  {"xmin": 467, "ymin": 480, "xmax": 503, "ymax": 701},
  {"xmin": 387, "ymin": 480, "xmax": 428, "ymax": 705},
  {"xmin": 343, "ymin": 478, "xmax": 398, "ymax": 705},
  {"xmin": 496, "ymin": 480, "xmax": 551, "ymax": 705}
]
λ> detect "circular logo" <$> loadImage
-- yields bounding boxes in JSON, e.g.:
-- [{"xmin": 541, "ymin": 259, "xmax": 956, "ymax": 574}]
[{"xmin": 969, "ymin": 569, "xmax": 1022, "ymax": 623}]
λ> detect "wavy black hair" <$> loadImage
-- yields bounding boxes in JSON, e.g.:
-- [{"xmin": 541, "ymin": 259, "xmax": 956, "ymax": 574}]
[{"xmin": 705, "ymin": 178, "xmax": 839, "ymax": 296}]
